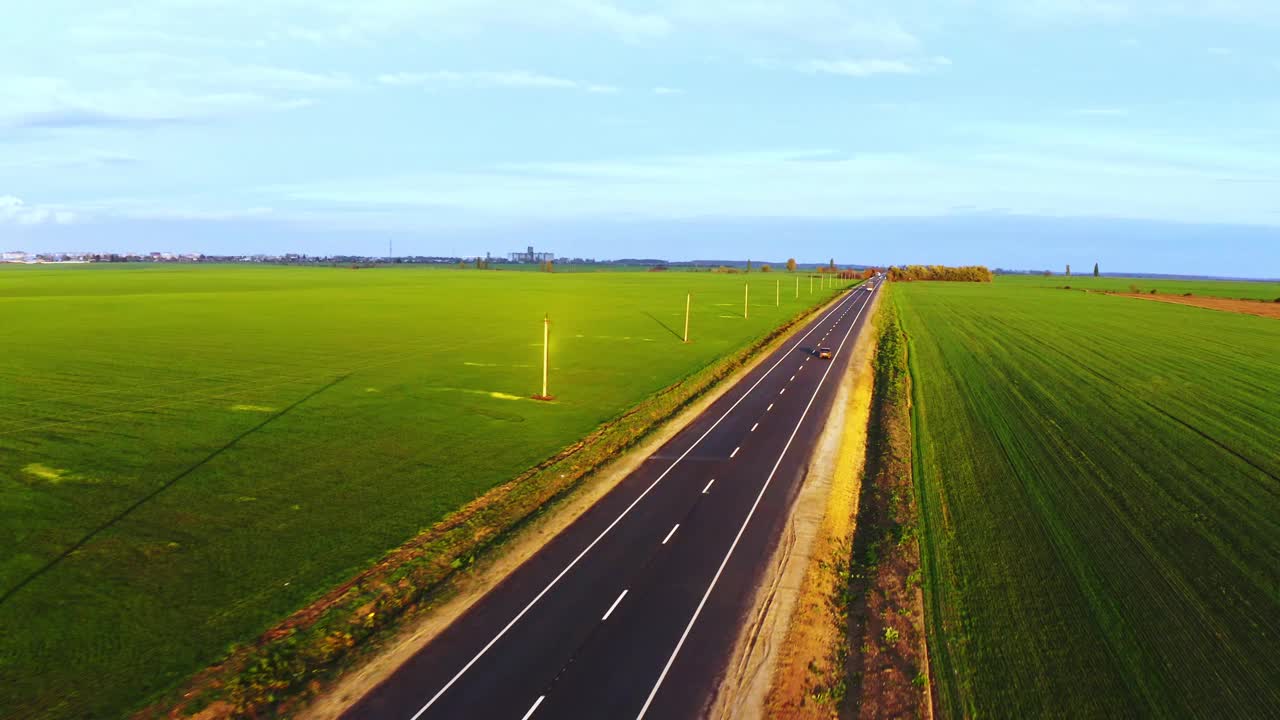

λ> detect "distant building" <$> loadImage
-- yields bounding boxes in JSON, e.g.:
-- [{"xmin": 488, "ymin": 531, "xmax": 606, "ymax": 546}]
[
  {"xmin": 509, "ymin": 245, "xmax": 554, "ymax": 263},
  {"xmin": 2, "ymin": 251, "xmax": 28, "ymax": 263}
]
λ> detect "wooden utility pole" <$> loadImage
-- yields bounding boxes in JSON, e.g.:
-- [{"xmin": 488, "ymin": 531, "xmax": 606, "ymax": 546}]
[
  {"xmin": 744, "ymin": 282, "xmax": 749, "ymax": 319},
  {"xmin": 810, "ymin": 275, "xmax": 813, "ymax": 294},
  {"xmin": 683, "ymin": 292, "xmax": 691, "ymax": 343},
  {"xmin": 775, "ymin": 279, "xmax": 779, "ymax": 307}
]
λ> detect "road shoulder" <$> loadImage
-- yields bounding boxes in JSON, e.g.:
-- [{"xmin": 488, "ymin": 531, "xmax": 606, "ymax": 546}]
[{"xmin": 710, "ymin": 288, "xmax": 881, "ymax": 719}]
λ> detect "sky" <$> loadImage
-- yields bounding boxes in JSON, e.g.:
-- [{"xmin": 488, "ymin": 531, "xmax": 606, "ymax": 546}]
[{"xmin": 2, "ymin": 1, "xmax": 1279, "ymax": 276}]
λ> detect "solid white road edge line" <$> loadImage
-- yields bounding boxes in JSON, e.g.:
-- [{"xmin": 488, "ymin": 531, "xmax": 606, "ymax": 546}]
[
  {"xmin": 662, "ymin": 524, "xmax": 680, "ymax": 545},
  {"xmin": 634, "ymin": 287, "xmax": 874, "ymax": 720},
  {"xmin": 406, "ymin": 289, "xmax": 861, "ymax": 719},
  {"xmin": 602, "ymin": 590, "xmax": 629, "ymax": 621},
  {"xmin": 521, "ymin": 696, "xmax": 545, "ymax": 720}
]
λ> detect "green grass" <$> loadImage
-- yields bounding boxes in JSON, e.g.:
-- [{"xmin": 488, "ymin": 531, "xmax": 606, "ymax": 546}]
[
  {"xmin": 895, "ymin": 282, "xmax": 1280, "ymax": 717},
  {"xmin": 0, "ymin": 263, "xmax": 853, "ymax": 719},
  {"xmin": 997, "ymin": 273, "xmax": 1280, "ymax": 301}
]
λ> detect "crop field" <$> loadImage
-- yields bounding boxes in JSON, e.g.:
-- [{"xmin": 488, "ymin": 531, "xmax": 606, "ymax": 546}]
[
  {"xmin": 997, "ymin": 273, "xmax": 1280, "ymax": 301},
  {"xmin": 0, "ymin": 263, "xmax": 853, "ymax": 719},
  {"xmin": 894, "ymin": 282, "xmax": 1280, "ymax": 717}
]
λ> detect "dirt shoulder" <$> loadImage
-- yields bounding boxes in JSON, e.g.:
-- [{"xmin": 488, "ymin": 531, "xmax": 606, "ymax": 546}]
[
  {"xmin": 711, "ymin": 289, "xmax": 881, "ymax": 720},
  {"xmin": 292, "ymin": 291, "xmax": 861, "ymax": 720},
  {"xmin": 1118, "ymin": 292, "xmax": 1280, "ymax": 319}
]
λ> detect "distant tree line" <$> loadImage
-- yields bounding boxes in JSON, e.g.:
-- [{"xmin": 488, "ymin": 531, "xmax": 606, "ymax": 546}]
[{"xmin": 886, "ymin": 265, "xmax": 993, "ymax": 282}]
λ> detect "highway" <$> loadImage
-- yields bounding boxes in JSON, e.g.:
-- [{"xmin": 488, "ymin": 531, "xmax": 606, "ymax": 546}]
[{"xmin": 344, "ymin": 278, "xmax": 881, "ymax": 720}]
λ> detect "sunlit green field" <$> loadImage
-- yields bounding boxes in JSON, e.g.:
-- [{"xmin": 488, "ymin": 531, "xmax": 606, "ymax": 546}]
[
  {"xmin": 896, "ymin": 282, "xmax": 1280, "ymax": 717},
  {"xmin": 997, "ymin": 273, "xmax": 1280, "ymax": 300},
  {"xmin": 0, "ymin": 263, "xmax": 851, "ymax": 719}
]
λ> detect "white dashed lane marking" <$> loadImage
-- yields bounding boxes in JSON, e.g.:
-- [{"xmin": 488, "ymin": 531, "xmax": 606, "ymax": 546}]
[
  {"xmin": 662, "ymin": 525, "xmax": 680, "ymax": 545},
  {"xmin": 601, "ymin": 590, "xmax": 628, "ymax": 621},
  {"xmin": 521, "ymin": 696, "xmax": 545, "ymax": 720},
  {"xmin": 730, "ymin": 446, "xmax": 740, "ymax": 458}
]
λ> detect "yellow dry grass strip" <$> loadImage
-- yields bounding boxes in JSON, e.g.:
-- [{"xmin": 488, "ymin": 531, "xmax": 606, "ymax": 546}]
[{"xmin": 757, "ymin": 329, "xmax": 877, "ymax": 718}]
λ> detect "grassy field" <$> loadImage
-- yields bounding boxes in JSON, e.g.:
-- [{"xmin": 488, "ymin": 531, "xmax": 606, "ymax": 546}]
[
  {"xmin": 997, "ymin": 273, "xmax": 1280, "ymax": 301},
  {"xmin": 0, "ymin": 263, "xmax": 853, "ymax": 719},
  {"xmin": 894, "ymin": 282, "xmax": 1280, "ymax": 717}
]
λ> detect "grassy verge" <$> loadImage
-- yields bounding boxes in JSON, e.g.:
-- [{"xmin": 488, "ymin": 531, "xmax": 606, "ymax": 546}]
[
  {"xmin": 147, "ymin": 288, "xmax": 855, "ymax": 719},
  {"xmin": 838, "ymin": 289, "xmax": 932, "ymax": 718}
]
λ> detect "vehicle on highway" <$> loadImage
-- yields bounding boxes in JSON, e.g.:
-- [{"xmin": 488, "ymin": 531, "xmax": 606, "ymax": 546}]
[{"xmin": 818, "ymin": 346, "xmax": 833, "ymax": 359}]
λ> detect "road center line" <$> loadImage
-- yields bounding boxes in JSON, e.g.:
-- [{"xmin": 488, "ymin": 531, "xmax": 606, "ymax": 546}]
[
  {"xmin": 406, "ymin": 290, "xmax": 861, "ymax": 719},
  {"xmin": 750, "ymin": 422, "xmax": 759, "ymax": 432},
  {"xmin": 635, "ymin": 288, "xmax": 874, "ymax": 720},
  {"xmin": 730, "ymin": 446, "xmax": 740, "ymax": 458},
  {"xmin": 661, "ymin": 525, "xmax": 679, "ymax": 545},
  {"xmin": 766, "ymin": 403, "xmax": 774, "ymax": 412},
  {"xmin": 779, "ymin": 388, "xmax": 786, "ymax": 395},
  {"xmin": 521, "ymin": 696, "xmax": 545, "ymax": 720},
  {"xmin": 602, "ymin": 590, "xmax": 629, "ymax": 620},
  {"xmin": 702, "ymin": 479, "xmax": 715, "ymax": 494}
]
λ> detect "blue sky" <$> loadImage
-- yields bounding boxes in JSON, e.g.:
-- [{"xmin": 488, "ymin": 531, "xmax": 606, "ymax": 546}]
[{"xmin": 2, "ymin": 1, "xmax": 1279, "ymax": 276}]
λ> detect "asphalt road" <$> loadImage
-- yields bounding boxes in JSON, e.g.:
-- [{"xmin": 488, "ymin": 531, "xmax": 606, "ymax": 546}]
[{"xmin": 344, "ymin": 279, "xmax": 881, "ymax": 720}]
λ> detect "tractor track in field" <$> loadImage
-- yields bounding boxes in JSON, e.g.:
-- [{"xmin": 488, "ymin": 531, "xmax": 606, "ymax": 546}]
[{"xmin": 984, "ymin": 315, "xmax": 1279, "ymax": 486}]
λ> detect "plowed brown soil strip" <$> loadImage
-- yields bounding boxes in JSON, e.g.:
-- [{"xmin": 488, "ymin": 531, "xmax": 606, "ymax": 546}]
[{"xmin": 1121, "ymin": 293, "xmax": 1280, "ymax": 319}]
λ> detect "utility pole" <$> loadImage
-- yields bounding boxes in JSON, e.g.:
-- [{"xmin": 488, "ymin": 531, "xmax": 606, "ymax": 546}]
[
  {"xmin": 683, "ymin": 292, "xmax": 691, "ymax": 343},
  {"xmin": 744, "ymin": 282, "xmax": 749, "ymax": 319},
  {"xmin": 810, "ymin": 275, "xmax": 813, "ymax": 294},
  {"xmin": 776, "ymin": 279, "xmax": 780, "ymax": 307},
  {"xmin": 539, "ymin": 314, "xmax": 550, "ymax": 399},
  {"xmin": 795, "ymin": 276, "xmax": 799, "ymax": 299}
]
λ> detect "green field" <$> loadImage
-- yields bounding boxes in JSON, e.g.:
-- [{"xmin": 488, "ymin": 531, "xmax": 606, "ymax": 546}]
[
  {"xmin": 997, "ymin": 273, "xmax": 1280, "ymax": 300},
  {"xmin": 0, "ymin": 264, "xmax": 852, "ymax": 719},
  {"xmin": 895, "ymin": 282, "xmax": 1280, "ymax": 717}
]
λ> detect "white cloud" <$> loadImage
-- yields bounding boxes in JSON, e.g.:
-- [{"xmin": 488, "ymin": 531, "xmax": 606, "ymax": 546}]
[
  {"xmin": 0, "ymin": 54, "xmax": 345, "ymax": 131},
  {"xmin": 254, "ymin": 131, "xmax": 1280, "ymax": 227},
  {"xmin": 1000, "ymin": 0, "xmax": 1280, "ymax": 24},
  {"xmin": 275, "ymin": 0, "xmax": 672, "ymax": 45},
  {"xmin": 0, "ymin": 196, "xmax": 75, "ymax": 225},
  {"xmin": 794, "ymin": 56, "xmax": 951, "ymax": 77},
  {"xmin": 378, "ymin": 70, "xmax": 618, "ymax": 93},
  {"xmin": 202, "ymin": 64, "xmax": 353, "ymax": 92},
  {"xmin": 0, "ymin": 151, "xmax": 137, "ymax": 171},
  {"xmin": 1072, "ymin": 107, "xmax": 1130, "ymax": 117},
  {"xmin": 666, "ymin": 1, "xmax": 920, "ymax": 54}
]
